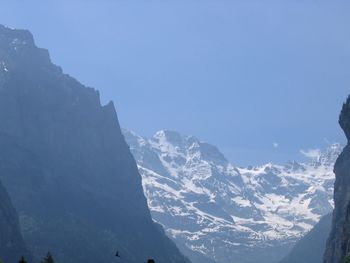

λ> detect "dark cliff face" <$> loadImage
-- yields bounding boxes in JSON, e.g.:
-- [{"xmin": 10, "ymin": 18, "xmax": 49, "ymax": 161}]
[
  {"xmin": 280, "ymin": 213, "xmax": 332, "ymax": 263},
  {"xmin": 0, "ymin": 179, "xmax": 31, "ymax": 263},
  {"xmin": 0, "ymin": 25, "xmax": 190, "ymax": 263},
  {"xmin": 324, "ymin": 96, "xmax": 350, "ymax": 263}
]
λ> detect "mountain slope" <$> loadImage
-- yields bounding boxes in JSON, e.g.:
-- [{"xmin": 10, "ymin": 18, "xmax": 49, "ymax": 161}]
[
  {"xmin": 280, "ymin": 213, "xmax": 332, "ymax": 263},
  {"xmin": 0, "ymin": 25, "xmax": 190, "ymax": 263},
  {"xmin": 0, "ymin": 179, "xmax": 31, "ymax": 263},
  {"xmin": 324, "ymin": 96, "xmax": 350, "ymax": 263},
  {"xmin": 124, "ymin": 129, "xmax": 340, "ymax": 263}
]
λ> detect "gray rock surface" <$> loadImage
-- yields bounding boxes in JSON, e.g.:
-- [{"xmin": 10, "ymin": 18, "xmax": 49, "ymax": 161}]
[
  {"xmin": 0, "ymin": 180, "xmax": 31, "ymax": 263},
  {"xmin": 280, "ymin": 213, "xmax": 332, "ymax": 263},
  {"xmin": 0, "ymin": 24, "xmax": 190, "ymax": 263},
  {"xmin": 324, "ymin": 96, "xmax": 350, "ymax": 263}
]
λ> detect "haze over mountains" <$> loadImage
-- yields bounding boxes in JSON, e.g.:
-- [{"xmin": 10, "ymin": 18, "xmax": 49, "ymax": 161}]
[
  {"xmin": 0, "ymin": 22, "xmax": 348, "ymax": 263},
  {"xmin": 280, "ymin": 213, "xmax": 332, "ymax": 263},
  {"xmin": 124, "ymin": 129, "xmax": 341, "ymax": 263},
  {"xmin": 0, "ymin": 25, "xmax": 189, "ymax": 263},
  {"xmin": 2, "ymin": 0, "xmax": 349, "ymax": 167}
]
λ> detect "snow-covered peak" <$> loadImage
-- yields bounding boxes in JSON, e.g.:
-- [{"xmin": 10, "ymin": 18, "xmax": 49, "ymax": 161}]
[
  {"xmin": 314, "ymin": 143, "xmax": 343, "ymax": 167},
  {"xmin": 151, "ymin": 130, "xmax": 201, "ymax": 155},
  {"xmin": 122, "ymin": 128, "xmax": 147, "ymax": 147},
  {"xmin": 153, "ymin": 130, "xmax": 186, "ymax": 143},
  {"xmin": 150, "ymin": 130, "xmax": 228, "ymax": 166},
  {"xmin": 123, "ymin": 129, "xmax": 340, "ymax": 263}
]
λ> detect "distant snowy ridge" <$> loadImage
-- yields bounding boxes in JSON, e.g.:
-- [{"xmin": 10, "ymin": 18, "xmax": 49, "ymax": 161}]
[{"xmin": 123, "ymin": 129, "xmax": 340, "ymax": 263}]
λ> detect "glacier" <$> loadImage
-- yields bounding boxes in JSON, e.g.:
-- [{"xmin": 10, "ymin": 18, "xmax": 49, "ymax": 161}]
[{"xmin": 123, "ymin": 129, "xmax": 340, "ymax": 263}]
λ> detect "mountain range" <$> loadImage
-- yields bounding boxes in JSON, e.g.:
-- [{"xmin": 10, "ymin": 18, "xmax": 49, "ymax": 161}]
[
  {"xmin": 0, "ymin": 23, "xmax": 343, "ymax": 263},
  {"xmin": 124, "ymin": 129, "xmax": 341, "ymax": 263}
]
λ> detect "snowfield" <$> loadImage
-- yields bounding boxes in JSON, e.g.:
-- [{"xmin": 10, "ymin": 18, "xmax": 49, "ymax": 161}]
[{"xmin": 124, "ymin": 129, "xmax": 340, "ymax": 263}]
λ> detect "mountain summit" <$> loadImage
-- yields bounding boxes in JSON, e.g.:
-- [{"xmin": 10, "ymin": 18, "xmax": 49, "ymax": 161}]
[
  {"xmin": 0, "ymin": 25, "xmax": 190, "ymax": 263},
  {"xmin": 124, "ymin": 129, "xmax": 340, "ymax": 263}
]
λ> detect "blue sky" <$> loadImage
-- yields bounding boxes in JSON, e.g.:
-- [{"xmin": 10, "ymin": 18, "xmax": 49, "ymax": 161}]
[{"xmin": 1, "ymin": 0, "xmax": 349, "ymax": 165}]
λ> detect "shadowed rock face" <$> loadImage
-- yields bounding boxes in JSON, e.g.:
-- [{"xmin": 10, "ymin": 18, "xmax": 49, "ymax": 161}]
[
  {"xmin": 324, "ymin": 96, "xmax": 350, "ymax": 263},
  {"xmin": 0, "ymin": 25, "xmax": 190, "ymax": 263},
  {"xmin": 280, "ymin": 213, "xmax": 332, "ymax": 263},
  {"xmin": 0, "ymin": 179, "xmax": 31, "ymax": 263}
]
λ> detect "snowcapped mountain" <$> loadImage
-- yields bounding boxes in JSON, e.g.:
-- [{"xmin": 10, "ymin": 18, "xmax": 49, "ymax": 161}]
[{"xmin": 123, "ymin": 129, "xmax": 341, "ymax": 263}]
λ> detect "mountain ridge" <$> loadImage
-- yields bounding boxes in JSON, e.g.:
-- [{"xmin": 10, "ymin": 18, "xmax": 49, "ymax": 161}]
[
  {"xmin": 280, "ymin": 213, "xmax": 332, "ymax": 263},
  {"xmin": 324, "ymin": 95, "xmax": 350, "ymax": 263},
  {"xmin": 0, "ymin": 25, "xmax": 190, "ymax": 263},
  {"xmin": 124, "ymin": 128, "xmax": 340, "ymax": 263}
]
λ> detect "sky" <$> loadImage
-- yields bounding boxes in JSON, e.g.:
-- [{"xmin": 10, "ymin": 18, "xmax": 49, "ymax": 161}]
[{"xmin": 0, "ymin": 0, "xmax": 349, "ymax": 165}]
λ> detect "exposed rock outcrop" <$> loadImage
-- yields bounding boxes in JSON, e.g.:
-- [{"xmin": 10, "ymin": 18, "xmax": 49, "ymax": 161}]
[
  {"xmin": 280, "ymin": 213, "xmax": 332, "ymax": 263},
  {"xmin": 0, "ymin": 179, "xmax": 31, "ymax": 263},
  {"xmin": 324, "ymin": 96, "xmax": 350, "ymax": 263},
  {"xmin": 0, "ymin": 24, "xmax": 190, "ymax": 263}
]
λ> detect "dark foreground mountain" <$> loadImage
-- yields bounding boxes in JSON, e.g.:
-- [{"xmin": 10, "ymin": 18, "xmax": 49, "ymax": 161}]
[
  {"xmin": 280, "ymin": 213, "xmax": 332, "ymax": 263},
  {"xmin": 0, "ymin": 25, "xmax": 190, "ymax": 263},
  {"xmin": 324, "ymin": 96, "xmax": 350, "ymax": 263},
  {"xmin": 0, "ymin": 179, "xmax": 31, "ymax": 263}
]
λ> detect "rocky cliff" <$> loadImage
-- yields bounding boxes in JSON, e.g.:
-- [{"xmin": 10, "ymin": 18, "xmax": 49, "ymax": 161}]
[
  {"xmin": 0, "ymin": 24, "xmax": 190, "ymax": 263},
  {"xmin": 0, "ymin": 180, "xmax": 31, "ymax": 263},
  {"xmin": 280, "ymin": 213, "xmax": 332, "ymax": 263},
  {"xmin": 324, "ymin": 96, "xmax": 350, "ymax": 263}
]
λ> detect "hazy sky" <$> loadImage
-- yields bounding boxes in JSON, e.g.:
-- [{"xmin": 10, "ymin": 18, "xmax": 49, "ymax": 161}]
[{"xmin": 1, "ymin": 0, "xmax": 349, "ymax": 165}]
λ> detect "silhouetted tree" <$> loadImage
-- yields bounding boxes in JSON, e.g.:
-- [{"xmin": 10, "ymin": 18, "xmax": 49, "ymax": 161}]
[
  {"xmin": 147, "ymin": 259, "xmax": 155, "ymax": 263},
  {"xmin": 41, "ymin": 252, "xmax": 54, "ymax": 263},
  {"xmin": 18, "ymin": 256, "xmax": 27, "ymax": 263}
]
